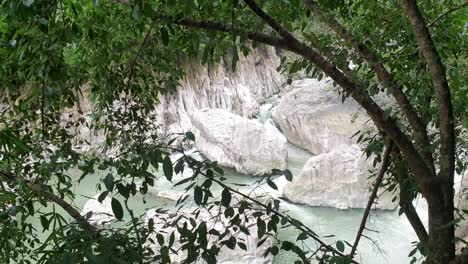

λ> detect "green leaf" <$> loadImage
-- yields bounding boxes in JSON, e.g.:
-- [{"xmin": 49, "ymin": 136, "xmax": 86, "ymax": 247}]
[
  {"xmin": 296, "ymin": 232, "xmax": 308, "ymax": 241},
  {"xmin": 194, "ymin": 186, "xmax": 203, "ymax": 205},
  {"xmin": 40, "ymin": 215, "xmax": 49, "ymax": 230},
  {"xmin": 116, "ymin": 183, "xmax": 130, "ymax": 199},
  {"xmin": 148, "ymin": 218, "xmax": 154, "ymax": 232},
  {"xmin": 266, "ymin": 179, "xmax": 278, "ymax": 190},
  {"xmin": 270, "ymin": 245, "xmax": 279, "ymax": 256},
  {"xmin": 225, "ymin": 236, "xmax": 236, "ymax": 249},
  {"xmin": 104, "ymin": 173, "xmax": 114, "ymax": 191},
  {"xmin": 257, "ymin": 218, "xmax": 266, "ymax": 238},
  {"xmin": 111, "ymin": 198, "xmax": 124, "ymax": 220},
  {"xmin": 98, "ymin": 191, "xmax": 109, "ymax": 203},
  {"xmin": 283, "ymin": 169, "xmax": 293, "ymax": 181},
  {"xmin": 161, "ymin": 27, "xmax": 169, "ymax": 46},
  {"xmin": 282, "ymin": 241, "xmax": 294, "ymax": 251},
  {"xmin": 185, "ymin": 131, "xmax": 195, "ymax": 141},
  {"xmin": 163, "ymin": 156, "xmax": 173, "ymax": 181},
  {"xmin": 156, "ymin": 233, "xmax": 164, "ymax": 246},
  {"xmin": 336, "ymin": 240, "xmax": 345, "ymax": 252},
  {"xmin": 221, "ymin": 188, "xmax": 231, "ymax": 207},
  {"xmin": 238, "ymin": 242, "xmax": 247, "ymax": 251}
]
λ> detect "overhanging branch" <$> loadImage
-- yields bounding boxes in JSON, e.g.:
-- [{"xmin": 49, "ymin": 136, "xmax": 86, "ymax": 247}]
[
  {"xmin": 303, "ymin": 0, "xmax": 434, "ymax": 171},
  {"xmin": 154, "ymin": 6, "xmax": 434, "ymax": 195},
  {"xmin": 1, "ymin": 171, "xmax": 99, "ymax": 237}
]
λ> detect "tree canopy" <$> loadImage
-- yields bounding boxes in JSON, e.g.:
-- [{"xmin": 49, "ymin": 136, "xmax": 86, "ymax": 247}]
[{"xmin": 0, "ymin": 0, "xmax": 467, "ymax": 263}]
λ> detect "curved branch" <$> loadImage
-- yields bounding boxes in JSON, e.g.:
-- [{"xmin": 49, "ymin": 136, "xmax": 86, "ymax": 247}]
[
  {"xmin": 155, "ymin": 10, "xmax": 434, "ymax": 195},
  {"xmin": 303, "ymin": 0, "xmax": 434, "ymax": 171},
  {"xmin": 429, "ymin": 1, "xmax": 468, "ymax": 28},
  {"xmin": 399, "ymin": 0, "xmax": 455, "ymax": 181},
  {"xmin": 153, "ymin": 13, "xmax": 292, "ymax": 51},
  {"xmin": 1, "ymin": 171, "xmax": 99, "ymax": 237}
]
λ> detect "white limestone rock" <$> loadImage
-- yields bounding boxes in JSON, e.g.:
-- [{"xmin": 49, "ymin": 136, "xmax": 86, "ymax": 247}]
[
  {"xmin": 456, "ymin": 170, "xmax": 468, "ymax": 242},
  {"xmin": 190, "ymin": 109, "xmax": 288, "ymax": 175},
  {"xmin": 81, "ymin": 194, "xmax": 115, "ymax": 226},
  {"xmin": 144, "ymin": 207, "xmax": 273, "ymax": 264},
  {"xmin": 156, "ymin": 190, "xmax": 187, "ymax": 202},
  {"xmin": 272, "ymin": 78, "xmax": 370, "ymax": 154},
  {"xmin": 155, "ymin": 46, "xmax": 284, "ymax": 138},
  {"xmin": 283, "ymin": 144, "xmax": 396, "ymax": 209}
]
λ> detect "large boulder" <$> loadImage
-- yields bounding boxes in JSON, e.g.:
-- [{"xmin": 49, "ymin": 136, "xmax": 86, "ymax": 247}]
[
  {"xmin": 283, "ymin": 144, "xmax": 396, "ymax": 209},
  {"xmin": 145, "ymin": 207, "xmax": 273, "ymax": 264},
  {"xmin": 190, "ymin": 109, "xmax": 288, "ymax": 175},
  {"xmin": 272, "ymin": 79, "xmax": 369, "ymax": 154}
]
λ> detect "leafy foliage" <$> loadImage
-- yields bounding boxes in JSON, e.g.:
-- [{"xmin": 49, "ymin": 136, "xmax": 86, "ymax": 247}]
[{"xmin": 0, "ymin": 0, "xmax": 466, "ymax": 263}]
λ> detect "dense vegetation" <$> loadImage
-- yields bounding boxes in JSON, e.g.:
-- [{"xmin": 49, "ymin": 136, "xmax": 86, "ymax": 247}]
[{"xmin": 0, "ymin": 0, "xmax": 467, "ymax": 263}]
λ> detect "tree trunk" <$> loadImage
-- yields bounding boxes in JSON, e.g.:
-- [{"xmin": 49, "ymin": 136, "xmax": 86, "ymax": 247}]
[{"xmin": 427, "ymin": 179, "xmax": 455, "ymax": 263}]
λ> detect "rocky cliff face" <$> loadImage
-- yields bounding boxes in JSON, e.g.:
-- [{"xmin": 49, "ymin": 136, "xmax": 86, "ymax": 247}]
[
  {"xmin": 272, "ymin": 78, "xmax": 369, "ymax": 155},
  {"xmin": 66, "ymin": 46, "xmax": 284, "ymax": 154},
  {"xmin": 154, "ymin": 47, "xmax": 284, "ymax": 137},
  {"xmin": 283, "ymin": 144, "xmax": 396, "ymax": 209},
  {"xmin": 274, "ymin": 79, "xmax": 396, "ymax": 209},
  {"xmin": 190, "ymin": 109, "xmax": 288, "ymax": 175}
]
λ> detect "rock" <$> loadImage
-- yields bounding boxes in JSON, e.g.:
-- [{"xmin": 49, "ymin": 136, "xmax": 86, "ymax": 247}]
[
  {"xmin": 190, "ymin": 109, "xmax": 288, "ymax": 175},
  {"xmin": 81, "ymin": 194, "xmax": 114, "ymax": 226},
  {"xmin": 456, "ymin": 170, "xmax": 468, "ymax": 242},
  {"xmin": 60, "ymin": 47, "xmax": 284, "ymax": 153},
  {"xmin": 283, "ymin": 144, "xmax": 396, "ymax": 209},
  {"xmin": 155, "ymin": 46, "xmax": 284, "ymax": 137},
  {"xmin": 272, "ymin": 78, "xmax": 370, "ymax": 154},
  {"xmin": 156, "ymin": 190, "xmax": 187, "ymax": 202},
  {"xmin": 145, "ymin": 207, "xmax": 273, "ymax": 264}
]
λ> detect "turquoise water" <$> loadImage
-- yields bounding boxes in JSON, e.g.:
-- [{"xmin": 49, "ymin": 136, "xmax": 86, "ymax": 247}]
[{"xmin": 24, "ymin": 143, "xmax": 425, "ymax": 264}]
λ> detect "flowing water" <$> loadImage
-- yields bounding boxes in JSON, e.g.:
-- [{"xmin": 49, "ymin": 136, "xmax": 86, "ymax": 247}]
[
  {"xmin": 25, "ymin": 142, "xmax": 426, "ymax": 264},
  {"xmin": 25, "ymin": 103, "xmax": 429, "ymax": 264}
]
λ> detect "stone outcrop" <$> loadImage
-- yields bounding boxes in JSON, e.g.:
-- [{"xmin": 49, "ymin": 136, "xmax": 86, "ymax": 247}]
[
  {"xmin": 145, "ymin": 207, "xmax": 273, "ymax": 264},
  {"xmin": 190, "ymin": 108, "xmax": 288, "ymax": 175},
  {"xmin": 283, "ymin": 144, "xmax": 396, "ymax": 209},
  {"xmin": 154, "ymin": 47, "xmax": 284, "ymax": 137},
  {"xmin": 64, "ymin": 46, "xmax": 284, "ymax": 153},
  {"xmin": 272, "ymin": 78, "xmax": 370, "ymax": 155},
  {"xmin": 456, "ymin": 171, "xmax": 468, "ymax": 242}
]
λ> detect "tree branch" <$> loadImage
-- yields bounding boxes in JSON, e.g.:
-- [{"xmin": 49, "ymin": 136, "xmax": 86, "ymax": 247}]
[
  {"xmin": 399, "ymin": 0, "xmax": 455, "ymax": 181},
  {"xmin": 154, "ymin": 10, "xmax": 434, "ymax": 195},
  {"xmin": 153, "ymin": 13, "xmax": 292, "ymax": 51},
  {"xmin": 350, "ymin": 140, "xmax": 393, "ymax": 257},
  {"xmin": 303, "ymin": 0, "xmax": 434, "ymax": 171},
  {"xmin": 429, "ymin": 1, "xmax": 468, "ymax": 28},
  {"xmin": 1, "ymin": 171, "xmax": 99, "ymax": 237},
  {"xmin": 392, "ymin": 150, "xmax": 429, "ymax": 246}
]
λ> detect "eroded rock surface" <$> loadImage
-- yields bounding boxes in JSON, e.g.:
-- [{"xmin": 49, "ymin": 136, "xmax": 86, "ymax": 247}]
[
  {"xmin": 283, "ymin": 144, "xmax": 396, "ymax": 209},
  {"xmin": 155, "ymin": 47, "xmax": 284, "ymax": 137},
  {"xmin": 272, "ymin": 79, "xmax": 369, "ymax": 154},
  {"xmin": 190, "ymin": 109, "xmax": 288, "ymax": 175}
]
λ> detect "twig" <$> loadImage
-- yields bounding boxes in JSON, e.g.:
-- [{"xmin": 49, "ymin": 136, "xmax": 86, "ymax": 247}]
[
  {"xmin": 429, "ymin": 1, "xmax": 468, "ymax": 28},
  {"xmin": 350, "ymin": 140, "xmax": 393, "ymax": 257}
]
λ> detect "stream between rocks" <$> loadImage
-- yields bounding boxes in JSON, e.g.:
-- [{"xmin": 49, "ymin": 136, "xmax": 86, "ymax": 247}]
[{"xmin": 29, "ymin": 101, "xmax": 428, "ymax": 263}]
